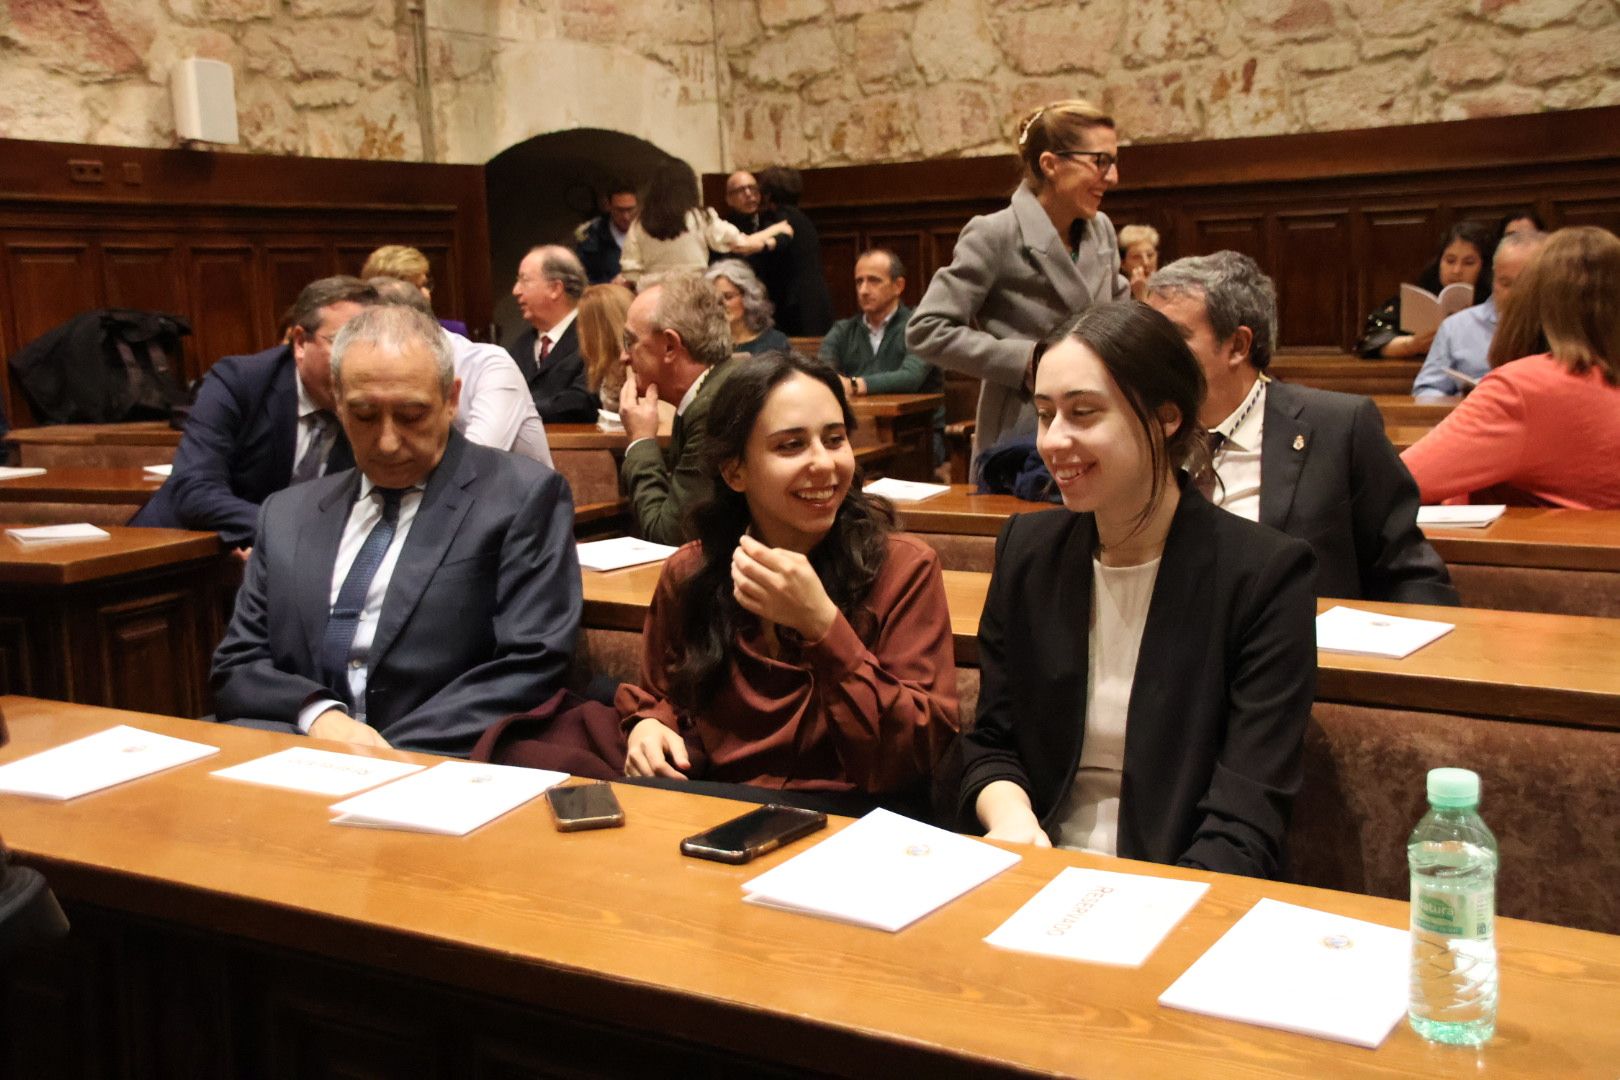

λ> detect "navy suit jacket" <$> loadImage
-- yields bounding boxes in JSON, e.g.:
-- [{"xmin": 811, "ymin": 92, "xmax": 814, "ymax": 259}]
[
  {"xmin": 506, "ymin": 322, "xmax": 598, "ymax": 424},
  {"xmin": 210, "ymin": 430, "xmax": 582, "ymax": 758},
  {"xmin": 131, "ymin": 344, "xmax": 351, "ymax": 548},
  {"xmin": 1260, "ymin": 381, "xmax": 1457, "ymax": 605}
]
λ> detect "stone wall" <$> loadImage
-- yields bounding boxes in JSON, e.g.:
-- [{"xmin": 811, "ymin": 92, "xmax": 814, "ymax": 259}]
[{"xmin": 2, "ymin": 0, "xmax": 1616, "ymax": 170}]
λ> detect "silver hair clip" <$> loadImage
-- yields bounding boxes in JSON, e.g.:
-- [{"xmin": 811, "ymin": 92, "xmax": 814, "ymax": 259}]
[{"xmin": 1017, "ymin": 106, "xmax": 1047, "ymax": 148}]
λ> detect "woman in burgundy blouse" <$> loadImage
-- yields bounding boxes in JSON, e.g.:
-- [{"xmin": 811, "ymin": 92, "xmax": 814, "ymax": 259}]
[{"xmin": 617, "ymin": 351, "xmax": 959, "ymax": 809}]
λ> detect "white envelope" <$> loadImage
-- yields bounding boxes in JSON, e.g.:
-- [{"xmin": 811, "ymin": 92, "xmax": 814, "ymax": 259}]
[
  {"xmin": 143, "ymin": 464, "xmax": 174, "ymax": 477},
  {"xmin": 863, "ymin": 478, "xmax": 951, "ymax": 503},
  {"xmin": 1316, "ymin": 605, "xmax": 1454, "ymax": 659},
  {"xmin": 7, "ymin": 523, "xmax": 111, "ymax": 545},
  {"xmin": 984, "ymin": 866, "xmax": 1209, "ymax": 967},
  {"xmin": 0, "ymin": 466, "xmax": 47, "ymax": 481},
  {"xmin": 0, "ymin": 724, "xmax": 218, "ymax": 800},
  {"xmin": 576, "ymin": 536, "xmax": 677, "ymax": 572},
  {"xmin": 1417, "ymin": 504, "xmax": 1506, "ymax": 528},
  {"xmin": 741, "ymin": 808, "xmax": 1020, "ymax": 932},
  {"xmin": 211, "ymin": 746, "xmax": 424, "ymax": 797},
  {"xmin": 328, "ymin": 760, "xmax": 566, "ymax": 836},
  {"xmin": 1158, "ymin": 897, "xmax": 1408, "ymax": 1049}
]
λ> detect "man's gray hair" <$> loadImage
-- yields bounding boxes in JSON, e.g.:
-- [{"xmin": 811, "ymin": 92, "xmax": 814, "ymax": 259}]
[
  {"xmin": 649, "ymin": 271, "xmax": 732, "ymax": 367},
  {"xmin": 858, "ymin": 247, "xmax": 906, "ymax": 281},
  {"xmin": 1495, "ymin": 229, "xmax": 1547, "ymax": 261},
  {"xmin": 367, "ymin": 276, "xmax": 434, "ymax": 316},
  {"xmin": 704, "ymin": 259, "xmax": 775, "ymax": 333},
  {"xmin": 1147, "ymin": 251, "xmax": 1278, "ymax": 372},
  {"xmin": 331, "ymin": 304, "xmax": 455, "ymax": 396},
  {"xmin": 530, "ymin": 244, "xmax": 588, "ymax": 301}
]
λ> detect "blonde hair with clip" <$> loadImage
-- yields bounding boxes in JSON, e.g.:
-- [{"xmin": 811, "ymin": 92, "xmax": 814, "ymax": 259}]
[{"xmin": 1015, "ymin": 99, "xmax": 1115, "ymax": 193}]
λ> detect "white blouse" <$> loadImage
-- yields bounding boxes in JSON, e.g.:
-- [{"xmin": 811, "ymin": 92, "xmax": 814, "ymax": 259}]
[{"xmin": 619, "ymin": 208, "xmax": 742, "ymax": 284}]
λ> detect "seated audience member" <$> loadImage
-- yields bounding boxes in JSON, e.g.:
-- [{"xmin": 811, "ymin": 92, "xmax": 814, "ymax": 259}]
[
  {"xmin": 361, "ymin": 244, "xmax": 466, "ymax": 336},
  {"xmin": 720, "ymin": 169, "xmax": 789, "ymax": 304},
  {"xmin": 132, "ymin": 276, "xmax": 378, "ymax": 548},
  {"xmin": 1117, "ymin": 223, "xmax": 1160, "ymax": 301},
  {"xmin": 618, "ymin": 273, "xmax": 739, "ymax": 544},
  {"xmin": 619, "ymin": 160, "xmax": 790, "ymax": 287},
  {"xmin": 211, "ymin": 305, "xmax": 581, "ymax": 758},
  {"xmin": 1499, "ymin": 207, "xmax": 1546, "ymax": 240},
  {"xmin": 1147, "ymin": 252, "xmax": 1457, "ymax": 604},
  {"xmin": 755, "ymin": 166, "xmax": 836, "ymax": 336},
  {"xmin": 368, "ymin": 277, "xmax": 552, "ymax": 465},
  {"xmin": 1403, "ymin": 226, "xmax": 1620, "ymax": 509},
  {"xmin": 1413, "ymin": 229, "xmax": 1547, "ymax": 401},
  {"xmin": 818, "ymin": 248, "xmax": 945, "ymax": 463},
  {"xmin": 956, "ymin": 302, "xmax": 1316, "ymax": 879},
  {"xmin": 507, "ymin": 245, "xmax": 599, "ymax": 424},
  {"xmin": 1358, "ymin": 221, "xmax": 1496, "ymax": 358},
  {"xmin": 619, "ymin": 351, "xmax": 958, "ymax": 809},
  {"xmin": 576, "ymin": 282, "xmax": 635, "ymax": 411},
  {"xmin": 575, "ymin": 182, "xmax": 639, "ymax": 285},
  {"xmin": 705, "ymin": 259, "xmax": 790, "ymax": 356}
]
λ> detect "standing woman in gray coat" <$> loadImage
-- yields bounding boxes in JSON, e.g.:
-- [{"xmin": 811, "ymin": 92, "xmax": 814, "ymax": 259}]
[{"xmin": 907, "ymin": 99, "xmax": 1130, "ymax": 478}]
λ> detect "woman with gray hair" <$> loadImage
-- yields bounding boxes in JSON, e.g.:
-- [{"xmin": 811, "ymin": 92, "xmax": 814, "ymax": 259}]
[{"xmin": 705, "ymin": 259, "xmax": 790, "ymax": 356}]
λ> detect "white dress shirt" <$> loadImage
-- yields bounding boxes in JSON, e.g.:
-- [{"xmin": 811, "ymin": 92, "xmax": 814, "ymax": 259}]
[
  {"xmin": 1209, "ymin": 377, "xmax": 1267, "ymax": 522},
  {"xmin": 865, "ymin": 306, "xmax": 898, "ymax": 355},
  {"xmin": 445, "ymin": 330, "xmax": 552, "ymax": 465},
  {"xmin": 296, "ymin": 480, "xmax": 424, "ymax": 732}
]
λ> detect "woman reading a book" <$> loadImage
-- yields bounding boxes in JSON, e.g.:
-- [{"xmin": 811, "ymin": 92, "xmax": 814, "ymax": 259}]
[
  {"xmin": 617, "ymin": 351, "xmax": 959, "ymax": 814},
  {"xmin": 1402, "ymin": 226, "xmax": 1620, "ymax": 509},
  {"xmin": 1358, "ymin": 221, "xmax": 1496, "ymax": 358},
  {"xmin": 953, "ymin": 302, "xmax": 1317, "ymax": 879}
]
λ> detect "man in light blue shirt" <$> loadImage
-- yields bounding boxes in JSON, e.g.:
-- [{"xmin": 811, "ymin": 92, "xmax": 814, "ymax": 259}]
[{"xmin": 1413, "ymin": 229, "xmax": 1545, "ymax": 401}]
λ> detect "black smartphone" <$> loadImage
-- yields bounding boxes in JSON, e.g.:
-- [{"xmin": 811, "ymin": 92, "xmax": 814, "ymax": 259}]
[
  {"xmin": 679, "ymin": 804, "xmax": 827, "ymax": 864},
  {"xmin": 545, "ymin": 782, "xmax": 625, "ymax": 832}
]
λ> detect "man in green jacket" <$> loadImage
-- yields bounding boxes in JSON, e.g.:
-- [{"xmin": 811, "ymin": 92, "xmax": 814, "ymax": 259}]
[
  {"xmin": 818, "ymin": 249, "xmax": 944, "ymax": 465},
  {"xmin": 618, "ymin": 273, "xmax": 737, "ymax": 545}
]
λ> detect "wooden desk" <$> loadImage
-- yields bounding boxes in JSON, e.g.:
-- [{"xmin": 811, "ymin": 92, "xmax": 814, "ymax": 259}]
[
  {"xmin": 1269, "ymin": 353, "xmax": 1419, "ymax": 396},
  {"xmin": 1369, "ymin": 395, "xmax": 1455, "ymax": 425},
  {"xmin": 850, "ymin": 393, "xmax": 942, "ymax": 482},
  {"xmin": 0, "ymin": 526, "xmax": 226, "ymax": 717},
  {"xmin": 0, "ymin": 466, "xmax": 164, "ymax": 526},
  {"xmin": 3, "ymin": 699, "xmax": 1616, "ymax": 1079},
  {"xmin": 5, "ymin": 421, "xmax": 180, "ymax": 468}
]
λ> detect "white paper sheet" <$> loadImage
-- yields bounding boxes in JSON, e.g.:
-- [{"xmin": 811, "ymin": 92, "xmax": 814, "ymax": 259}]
[
  {"xmin": 984, "ymin": 866, "xmax": 1209, "ymax": 967},
  {"xmin": 143, "ymin": 464, "xmax": 174, "ymax": 477},
  {"xmin": 6, "ymin": 523, "xmax": 111, "ymax": 545},
  {"xmin": 0, "ymin": 724, "xmax": 218, "ymax": 800},
  {"xmin": 1158, "ymin": 897, "xmax": 1408, "ymax": 1049},
  {"xmin": 596, "ymin": 410, "xmax": 625, "ymax": 431},
  {"xmin": 211, "ymin": 746, "xmax": 424, "ymax": 797},
  {"xmin": 863, "ymin": 478, "xmax": 951, "ymax": 503},
  {"xmin": 1315, "ymin": 605, "xmax": 1455, "ymax": 659},
  {"xmin": 0, "ymin": 467, "xmax": 47, "ymax": 481},
  {"xmin": 741, "ymin": 808, "xmax": 1020, "ymax": 932},
  {"xmin": 576, "ymin": 536, "xmax": 677, "ymax": 572},
  {"xmin": 328, "ymin": 760, "xmax": 566, "ymax": 836},
  {"xmin": 1417, "ymin": 504, "xmax": 1506, "ymax": 528}
]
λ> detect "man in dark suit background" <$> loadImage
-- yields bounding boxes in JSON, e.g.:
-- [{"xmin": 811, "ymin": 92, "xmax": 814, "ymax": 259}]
[
  {"xmin": 211, "ymin": 304, "xmax": 581, "ymax": 758},
  {"xmin": 506, "ymin": 244, "xmax": 598, "ymax": 423},
  {"xmin": 1146, "ymin": 251, "xmax": 1457, "ymax": 604},
  {"xmin": 574, "ymin": 183, "xmax": 638, "ymax": 285},
  {"xmin": 132, "ymin": 276, "xmax": 378, "ymax": 549},
  {"xmin": 755, "ymin": 166, "xmax": 834, "ymax": 336}
]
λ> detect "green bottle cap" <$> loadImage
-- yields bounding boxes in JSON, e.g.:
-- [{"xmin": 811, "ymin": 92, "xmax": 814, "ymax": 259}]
[{"xmin": 1427, "ymin": 767, "xmax": 1480, "ymax": 808}]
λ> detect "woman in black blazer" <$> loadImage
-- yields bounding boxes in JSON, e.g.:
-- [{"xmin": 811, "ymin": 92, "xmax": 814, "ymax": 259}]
[{"xmin": 958, "ymin": 302, "xmax": 1317, "ymax": 880}]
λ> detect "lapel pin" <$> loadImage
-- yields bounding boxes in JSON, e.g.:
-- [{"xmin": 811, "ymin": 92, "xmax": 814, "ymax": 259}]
[{"xmin": 1293, "ymin": 434, "xmax": 1305, "ymax": 451}]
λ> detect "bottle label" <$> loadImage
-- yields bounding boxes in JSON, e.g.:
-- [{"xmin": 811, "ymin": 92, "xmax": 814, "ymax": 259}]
[{"xmin": 1413, "ymin": 885, "xmax": 1494, "ymax": 939}]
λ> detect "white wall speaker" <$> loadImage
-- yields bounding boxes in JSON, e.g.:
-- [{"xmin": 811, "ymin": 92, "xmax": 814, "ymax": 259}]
[{"xmin": 172, "ymin": 58, "xmax": 240, "ymax": 145}]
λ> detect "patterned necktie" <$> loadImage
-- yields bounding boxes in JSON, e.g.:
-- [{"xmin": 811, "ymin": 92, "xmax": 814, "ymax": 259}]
[
  {"xmin": 319, "ymin": 488, "xmax": 405, "ymax": 701},
  {"xmin": 538, "ymin": 335, "xmax": 552, "ymax": 362},
  {"xmin": 293, "ymin": 412, "xmax": 334, "ymax": 483},
  {"xmin": 1196, "ymin": 432, "xmax": 1227, "ymax": 500}
]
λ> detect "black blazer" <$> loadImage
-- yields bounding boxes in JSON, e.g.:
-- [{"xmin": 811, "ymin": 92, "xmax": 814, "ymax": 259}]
[
  {"xmin": 132, "ymin": 344, "xmax": 352, "ymax": 548},
  {"xmin": 1261, "ymin": 381, "xmax": 1456, "ymax": 605},
  {"xmin": 956, "ymin": 479, "xmax": 1318, "ymax": 880},
  {"xmin": 506, "ymin": 321, "xmax": 598, "ymax": 424}
]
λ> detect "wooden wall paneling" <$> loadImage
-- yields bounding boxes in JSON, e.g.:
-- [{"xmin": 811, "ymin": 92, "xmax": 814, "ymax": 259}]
[
  {"xmin": 1358, "ymin": 207, "xmax": 1441, "ymax": 337},
  {"xmin": 1273, "ymin": 211, "xmax": 1352, "ymax": 348},
  {"xmin": 819, "ymin": 230, "xmax": 862, "ymax": 322},
  {"xmin": 1190, "ymin": 213, "xmax": 1266, "ymax": 265},
  {"xmin": 263, "ymin": 245, "xmax": 329, "ymax": 348},
  {"xmin": 93, "ymin": 588, "xmax": 206, "ymax": 719},
  {"xmin": 928, "ymin": 226, "xmax": 962, "ymax": 284},
  {"xmin": 188, "ymin": 245, "xmax": 263, "ymax": 370},
  {"xmin": 3, "ymin": 242, "xmax": 100, "ymax": 424},
  {"xmin": 101, "ymin": 242, "xmax": 188, "ymax": 318},
  {"xmin": 1553, "ymin": 195, "xmax": 1620, "ymax": 236}
]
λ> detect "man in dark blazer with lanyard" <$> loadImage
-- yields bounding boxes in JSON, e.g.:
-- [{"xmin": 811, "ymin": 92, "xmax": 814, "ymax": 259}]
[
  {"xmin": 211, "ymin": 304, "xmax": 581, "ymax": 758},
  {"xmin": 506, "ymin": 244, "xmax": 598, "ymax": 424},
  {"xmin": 1147, "ymin": 251, "xmax": 1457, "ymax": 604},
  {"xmin": 132, "ymin": 276, "xmax": 378, "ymax": 549}
]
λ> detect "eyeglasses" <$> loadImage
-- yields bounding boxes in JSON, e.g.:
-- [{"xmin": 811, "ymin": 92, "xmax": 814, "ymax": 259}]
[
  {"xmin": 727, "ymin": 183, "xmax": 760, "ymax": 196},
  {"xmin": 1055, "ymin": 150, "xmax": 1118, "ymax": 175}
]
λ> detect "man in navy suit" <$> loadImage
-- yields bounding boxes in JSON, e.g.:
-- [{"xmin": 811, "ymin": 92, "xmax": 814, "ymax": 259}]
[
  {"xmin": 1146, "ymin": 252, "xmax": 1457, "ymax": 604},
  {"xmin": 506, "ymin": 245, "xmax": 598, "ymax": 424},
  {"xmin": 210, "ymin": 304, "xmax": 581, "ymax": 757},
  {"xmin": 132, "ymin": 276, "xmax": 378, "ymax": 548}
]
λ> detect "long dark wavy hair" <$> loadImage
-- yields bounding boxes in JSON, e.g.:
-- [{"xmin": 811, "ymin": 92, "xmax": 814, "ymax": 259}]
[
  {"xmin": 667, "ymin": 351, "xmax": 897, "ymax": 711},
  {"xmin": 637, "ymin": 159, "xmax": 702, "ymax": 241}
]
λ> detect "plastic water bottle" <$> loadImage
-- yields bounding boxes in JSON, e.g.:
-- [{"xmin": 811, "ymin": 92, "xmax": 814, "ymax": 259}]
[{"xmin": 1408, "ymin": 767, "xmax": 1498, "ymax": 1046}]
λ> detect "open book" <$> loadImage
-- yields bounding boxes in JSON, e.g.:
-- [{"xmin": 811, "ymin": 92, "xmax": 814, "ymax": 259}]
[{"xmin": 1399, "ymin": 282, "xmax": 1473, "ymax": 337}]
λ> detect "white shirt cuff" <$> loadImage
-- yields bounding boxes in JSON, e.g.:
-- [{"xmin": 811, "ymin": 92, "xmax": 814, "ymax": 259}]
[{"xmin": 298, "ymin": 697, "xmax": 348, "ymax": 734}]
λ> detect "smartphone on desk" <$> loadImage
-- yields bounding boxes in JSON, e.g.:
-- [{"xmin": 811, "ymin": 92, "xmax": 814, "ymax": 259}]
[
  {"xmin": 680, "ymin": 803, "xmax": 827, "ymax": 864},
  {"xmin": 546, "ymin": 782, "xmax": 625, "ymax": 831}
]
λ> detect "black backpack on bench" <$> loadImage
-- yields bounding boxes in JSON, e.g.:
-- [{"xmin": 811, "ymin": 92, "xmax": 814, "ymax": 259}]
[{"xmin": 7, "ymin": 308, "xmax": 194, "ymax": 425}]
